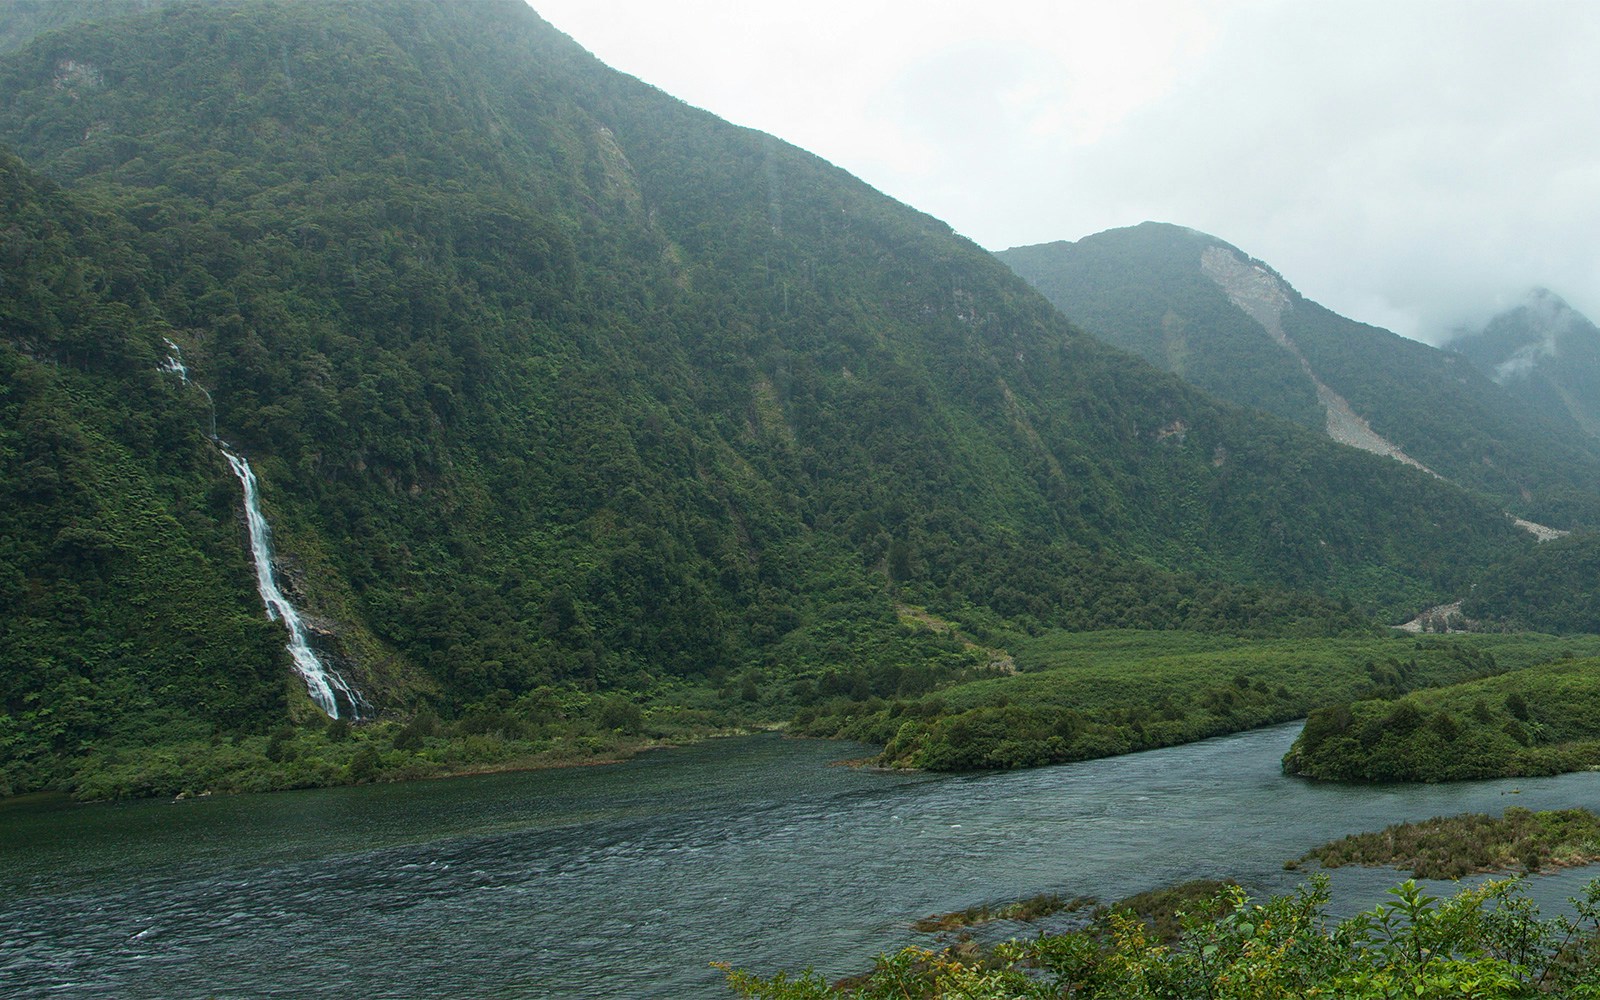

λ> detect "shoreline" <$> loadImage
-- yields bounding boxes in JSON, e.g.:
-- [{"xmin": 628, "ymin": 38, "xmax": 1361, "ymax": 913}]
[{"xmin": 17, "ymin": 723, "xmax": 788, "ymax": 805}]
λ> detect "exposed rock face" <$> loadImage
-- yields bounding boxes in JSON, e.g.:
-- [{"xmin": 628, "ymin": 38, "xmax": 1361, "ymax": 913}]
[
  {"xmin": 1199, "ymin": 248, "xmax": 1566, "ymax": 548},
  {"xmin": 1200, "ymin": 247, "xmax": 1435, "ymax": 475},
  {"xmin": 1511, "ymin": 517, "xmax": 1569, "ymax": 542},
  {"xmin": 1395, "ymin": 601, "xmax": 1467, "ymax": 633}
]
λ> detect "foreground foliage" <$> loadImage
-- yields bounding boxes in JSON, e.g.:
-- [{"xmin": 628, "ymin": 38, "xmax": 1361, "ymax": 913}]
[
  {"xmin": 725, "ymin": 877, "xmax": 1600, "ymax": 999},
  {"xmin": 1297, "ymin": 808, "xmax": 1600, "ymax": 881}
]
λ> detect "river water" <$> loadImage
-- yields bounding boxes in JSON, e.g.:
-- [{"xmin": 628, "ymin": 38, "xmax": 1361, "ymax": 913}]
[{"xmin": 6, "ymin": 723, "xmax": 1600, "ymax": 999}]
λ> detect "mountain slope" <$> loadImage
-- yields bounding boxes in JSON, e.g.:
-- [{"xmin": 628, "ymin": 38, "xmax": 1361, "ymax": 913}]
[
  {"xmin": 0, "ymin": 150, "xmax": 299, "ymax": 790},
  {"xmin": 999, "ymin": 223, "xmax": 1600, "ymax": 527},
  {"xmin": 1446, "ymin": 288, "xmax": 1600, "ymax": 441},
  {"xmin": 0, "ymin": 1, "xmax": 1537, "ymax": 791}
]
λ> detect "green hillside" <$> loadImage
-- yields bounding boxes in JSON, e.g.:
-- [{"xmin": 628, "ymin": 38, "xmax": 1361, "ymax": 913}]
[
  {"xmin": 1283, "ymin": 649, "xmax": 1600, "ymax": 783},
  {"xmin": 1461, "ymin": 532, "xmax": 1600, "ymax": 633},
  {"xmin": 999, "ymin": 225, "xmax": 1325, "ymax": 429},
  {"xmin": 0, "ymin": 0, "xmax": 1543, "ymax": 794},
  {"xmin": 999, "ymin": 223, "xmax": 1600, "ymax": 527}
]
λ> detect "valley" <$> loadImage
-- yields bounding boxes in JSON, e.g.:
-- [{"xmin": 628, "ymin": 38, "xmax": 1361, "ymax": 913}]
[
  {"xmin": 3, "ymin": 2, "xmax": 1600, "ymax": 996},
  {"xmin": 1, "ymin": 0, "xmax": 1558, "ymax": 803}
]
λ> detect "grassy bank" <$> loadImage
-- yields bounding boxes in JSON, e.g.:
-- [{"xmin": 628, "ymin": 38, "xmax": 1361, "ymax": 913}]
[
  {"xmin": 912, "ymin": 893, "xmax": 1089, "ymax": 933},
  {"xmin": 43, "ymin": 629, "xmax": 1600, "ymax": 800},
  {"xmin": 52, "ymin": 683, "xmax": 767, "ymax": 801},
  {"xmin": 800, "ymin": 631, "xmax": 1600, "ymax": 771}
]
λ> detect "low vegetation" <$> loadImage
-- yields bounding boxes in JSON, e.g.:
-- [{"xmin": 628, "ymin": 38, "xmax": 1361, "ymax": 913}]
[
  {"xmin": 38, "ymin": 629, "xmax": 1600, "ymax": 799},
  {"xmin": 1293, "ymin": 807, "xmax": 1600, "ymax": 880},
  {"xmin": 48, "ymin": 683, "xmax": 752, "ymax": 801},
  {"xmin": 801, "ymin": 632, "xmax": 1600, "ymax": 772},
  {"xmin": 911, "ymin": 893, "xmax": 1087, "ymax": 933},
  {"xmin": 723, "ymin": 876, "xmax": 1600, "ymax": 999},
  {"xmin": 1283, "ymin": 653, "xmax": 1600, "ymax": 782},
  {"xmin": 1098, "ymin": 880, "xmax": 1240, "ymax": 944}
]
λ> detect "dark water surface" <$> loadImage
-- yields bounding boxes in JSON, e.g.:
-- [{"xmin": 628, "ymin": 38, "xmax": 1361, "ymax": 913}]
[{"xmin": 6, "ymin": 723, "xmax": 1600, "ymax": 999}]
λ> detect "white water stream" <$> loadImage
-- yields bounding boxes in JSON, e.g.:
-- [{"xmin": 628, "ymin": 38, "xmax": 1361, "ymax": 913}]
[
  {"xmin": 161, "ymin": 340, "xmax": 363, "ymax": 718},
  {"xmin": 221, "ymin": 447, "xmax": 363, "ymax": 719}
]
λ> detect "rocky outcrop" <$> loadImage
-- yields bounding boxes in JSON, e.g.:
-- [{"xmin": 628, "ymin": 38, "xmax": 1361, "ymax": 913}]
[{"xmin": 1201, "ymin": 246, "xmax": 1436, "ymax": 476}]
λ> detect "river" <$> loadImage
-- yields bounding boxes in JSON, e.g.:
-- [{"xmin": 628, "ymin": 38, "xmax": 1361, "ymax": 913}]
[{"xmin": 5, "ymin": 722, "xmax": 1600, "ymax": 999}]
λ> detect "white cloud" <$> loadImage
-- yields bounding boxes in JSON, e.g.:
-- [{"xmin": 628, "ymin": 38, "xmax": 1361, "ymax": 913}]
[{"xmin": 529, "ymin": 1, "xmax": 1600, "ymax": 341}]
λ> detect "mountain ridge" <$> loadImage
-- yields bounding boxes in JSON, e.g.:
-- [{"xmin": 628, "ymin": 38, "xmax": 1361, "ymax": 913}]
[
  {"xmin": 998, "ymin": 222, "xmax": 1600, "ymax": 529},
  {"xmin": 1196, "ymin": 242, "xmax": 1434, "ymax": 474}
]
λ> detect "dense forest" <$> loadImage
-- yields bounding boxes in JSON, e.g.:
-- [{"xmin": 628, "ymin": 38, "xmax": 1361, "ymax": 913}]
[
  {"xmin": 1283, "ymin": 649, "xmax": 1600, "ymax": 783},
  {"xmin": 0, "ymin": 0, "xmax": 1589, "ymax": 800}
]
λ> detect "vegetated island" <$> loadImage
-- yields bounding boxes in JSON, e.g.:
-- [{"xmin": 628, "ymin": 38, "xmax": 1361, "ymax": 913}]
[
  {"xmin": 1291, "ymin": 807, "xmax": 1600, "ymax": 880},
  {"xmin": 910, "ymin": 881, "xmax": 1234, "ymax": 940},
  {"xmin": 911, "ymin": 892, "xmax": 1089, "ymax": 933},
  {"xmin": 1283, "ymin": 654, "xmax": 1600, "ymax": 783}
]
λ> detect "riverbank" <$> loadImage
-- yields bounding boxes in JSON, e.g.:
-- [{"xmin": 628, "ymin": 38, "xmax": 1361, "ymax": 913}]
[
  {"xmin": 18, "ymin": 630, "xmax": 1600, "ymax": 804},
  {"xmin": 25, "ymin": 630, "xmax": 1600, "ymax": 804},
  {"xmin": 801, "ymin": 631, "xmax": 1600, "ymax": 772},
  {"xmin": 49, "ymin": 716, "xmax": 776, "ymax": 802},
  {"xmin": 1283, "ymin": 655, "xmax": 1600, "ymax": 782}
]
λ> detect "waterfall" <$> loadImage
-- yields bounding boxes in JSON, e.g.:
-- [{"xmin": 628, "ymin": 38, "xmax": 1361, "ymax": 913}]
[
  {"xmin": 160, "ymin": 340, "xmax": 364, "ymax": 719},
  {"xmin": 222, "ymin": 448, "xmax": 364, "ymax": 719},
  {"xmin": 161, "ymin": 339, "xmax": 217, "ymax": 438},
  {"xmin": 159, "ymin": 338, "xmax": 190, "ymax": 382}
]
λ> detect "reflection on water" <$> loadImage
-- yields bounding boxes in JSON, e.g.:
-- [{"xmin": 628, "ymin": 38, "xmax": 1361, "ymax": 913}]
[{"xmin": 4, "ymin": 723, "xmax": 1600, "ymax": 999}]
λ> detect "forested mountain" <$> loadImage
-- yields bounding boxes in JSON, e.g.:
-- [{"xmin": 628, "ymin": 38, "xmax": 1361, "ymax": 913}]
[
  {"xmin": 0, "ymin": 0, "xmax": 149, "ymax": 54},
  {"xmin": 1445, "ymin": 288, "xmax": 1600, "ymax": 441},
  {"xmin": 999, "ymin": 223, "xmax": 1600, "ymax": 528},
  {"xmin": 0, "ymin": 1, "xmax": 1542, "ymax": 792}
]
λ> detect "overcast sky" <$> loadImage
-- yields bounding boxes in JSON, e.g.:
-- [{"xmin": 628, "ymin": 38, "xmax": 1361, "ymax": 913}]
[{"xmin": 528, "ymin": 0, "xmax": 1600, "ymax": 343}]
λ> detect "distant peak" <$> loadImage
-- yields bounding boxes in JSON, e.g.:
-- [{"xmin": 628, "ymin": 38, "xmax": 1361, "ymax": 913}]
[
  {"xmin": 1128, "ymin": 220, "xmax": 1223, "ymax": 243},
  {"xmin": 1508, "ymin": 287, "xmax": 1592, "ymax": 341}
]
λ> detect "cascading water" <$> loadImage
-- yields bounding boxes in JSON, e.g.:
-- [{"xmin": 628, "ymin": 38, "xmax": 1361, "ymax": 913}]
[
  {"xmin": 162, "ymin": 338, "xmax": 217, "ymax": 438},
  {"xmin": 159, "ymin": 338, "xmax": 190, "ymax": 382},
  {"xmin": 222, "ymin": 449, "xmax": 363, "ymax": 719},
  {"xmin": 160, "ymin": 340, "xmax": 364, "ymax": 719}
]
